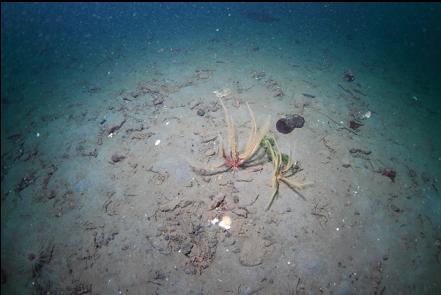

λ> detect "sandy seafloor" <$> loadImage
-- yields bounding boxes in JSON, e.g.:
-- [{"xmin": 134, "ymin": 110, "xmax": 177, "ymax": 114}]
[{"xmin": 1, "ymin": 3, "xmax": 441, "ymax": 294}]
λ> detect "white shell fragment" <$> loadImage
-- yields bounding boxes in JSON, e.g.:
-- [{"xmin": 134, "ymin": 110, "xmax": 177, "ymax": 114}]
[
  {"xmin": 155, "ymin": 139, "xmax": 161, "ymax": 146},
  {"xmin": 210, "ymin": 218, "xmax": 219, "ymax": 225},
  {"xmin": 218, "ymin": 215, "xmax": 232, "ymax": 230},
  {"xmin": 362, "ymin": 111, "xmax": 371, "ymax": 119},
  {"xmin": 213, "ymin": 88, "xmax": 232, "ymax": 98}
]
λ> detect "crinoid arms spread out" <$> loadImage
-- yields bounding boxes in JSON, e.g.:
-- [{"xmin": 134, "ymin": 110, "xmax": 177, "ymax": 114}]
[
  {"xmin": 190, "ymin": 97, "xmax": 270, "ymax": 175},
  {"xmin": 265, "ymin": 137, "xmax": 312, "ymax": 210}
]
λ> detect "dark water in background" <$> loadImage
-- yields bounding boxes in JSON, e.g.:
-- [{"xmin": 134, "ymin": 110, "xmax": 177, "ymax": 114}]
[
  {"xmin": 1, "ymin": 2, "xmax": 441, "ymax": 293},
  {"xmin": 2, "ymin": 3, "xmax": 441, "ymax": 96}
]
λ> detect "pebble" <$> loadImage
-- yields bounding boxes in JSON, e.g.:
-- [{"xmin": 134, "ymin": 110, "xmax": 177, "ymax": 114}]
[
  {"xmin": 197, "ymin": 109, "xmax": 205, "ymax": 116},
  {"xmin": 184, "ymin": 266, "xmax": 196, "ymax": 275},
  {"xmin": 153, "ymin": 96, "xmax": 164, "ymax": 105},
  {"xmin": 180, "ymin": 242, "xmax": 193, "ymax": 256},
  {"xmin": 111, "ymin": 154, "xmax": 126, "ymax": 163}
]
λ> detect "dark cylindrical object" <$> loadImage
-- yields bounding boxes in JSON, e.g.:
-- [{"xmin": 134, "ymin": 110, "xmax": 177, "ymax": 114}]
[{"xmin": 276, "ymin": 114, "xmax": 305, "ymax": 134}]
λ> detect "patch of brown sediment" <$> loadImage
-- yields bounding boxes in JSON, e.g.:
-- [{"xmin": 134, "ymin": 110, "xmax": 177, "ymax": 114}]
[{"xmin": 153, "ymin": 199, "xmax": 218, "ymax": 274}]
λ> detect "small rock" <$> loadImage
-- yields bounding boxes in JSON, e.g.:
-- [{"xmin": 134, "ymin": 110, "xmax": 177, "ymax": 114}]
[
  {"xmin": 273, "ymin": 88, "xmax": 284, "ymax": 97},
  {"xmin": 390, "ymin": 204, "xmax": 402, "ymax": 213},
  {"xmin": 233, "ymin": 195, "xmax": 239, "ymax": 203},
  {"xmin": 111, "ymin": 154, "xmax": 126, "ymax": 163},
  {"xmin": 197, "ymin": 109, "xmax": 205, "ymax": 116},
  {"xmin": 180, "ymin": 243, "xmax": 193, "ymax": 256},
  {"xmin": 381, "ymin": 168, "xmax": 396, "ymax": 182},
  {"xmin": 344, "ymin": 70, "xmax": 355, "ymax": 82},
  {"xmin": 47, "ymin": 190, "xmax": 56, "ymax": 200},
  {"xmin": 153, "ymin": 271, "xmax": 166, "ymax": 280},
  {"xmin": 349, "ymin": 120, "xmax": 363, "ymax": 130},
  {"xmin": 153, "ymin": 96, "xmax": 164, "ymax": 106},
  {"xmin": 263, "ymin": 239, "xmax": 274, "ymax": 247},
  {"xmin": 183, "ymin": 266, "xmax": 196, "ymax": 275}
]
